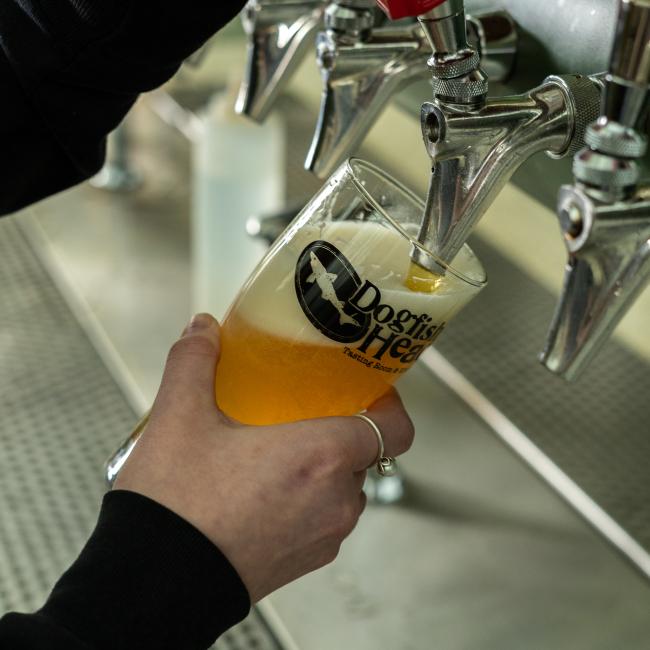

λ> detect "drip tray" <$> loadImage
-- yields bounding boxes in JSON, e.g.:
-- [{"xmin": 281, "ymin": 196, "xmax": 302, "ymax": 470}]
[{"xmin": 434, "ymin": 236, "xmax": 650, "ymax": 570}]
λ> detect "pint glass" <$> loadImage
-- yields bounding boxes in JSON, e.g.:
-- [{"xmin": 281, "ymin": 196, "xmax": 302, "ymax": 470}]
[
  {"xmin": 214, "ymin": 159, "xmax": 486, "ymax": 425},
  {"xmin": 106, "ymin": 159, "xmax": 486, "ymax": 482}
]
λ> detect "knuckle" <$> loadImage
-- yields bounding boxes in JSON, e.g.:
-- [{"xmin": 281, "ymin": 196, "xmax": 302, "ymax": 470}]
[
  {"xmin": 335, "ymin": 503, "xmax": 359, "ymax": 539},
  {"xmin": 168, "ymin": 335, "xmax": 216, "ymax": 364},
  {"xmin": 385, "ymin": 409, "xmax": 415, "ymax": 457},
  {"xmin": 324, "ymin": 542, "xmax": 342, "ymax": 565},
  {"xmin": 358, "ymin": 491, "xmax": 368, "ymax": 515},
  {"xmin": 398, "ymin": 411, "xmax": 416, "ymax": 453},
  {"xmin": 293, "ymin": 447, "xmax": 339, "ymax": 486},
  {"xmin": 293, "ymin": 457, "xmax": 319, "ymax": 486},
  {"xmin": 332, "ymin": 519, "xmax": 348, "ymax": 541},
  {"xmin": 314, "ymin": 437, "xmax": 347, "ymax": 474}
]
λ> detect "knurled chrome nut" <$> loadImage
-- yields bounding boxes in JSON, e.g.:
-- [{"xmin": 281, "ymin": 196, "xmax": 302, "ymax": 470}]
[
  {"xmin": 432, "ymin": 73, "xmax": 488, "ymax": 102},
  {"xmin": 585, "ymin": 118, "xmax": 648, "ymax": 158},
  {"xmin": 573, "ymin": 149, "xmax": 639, "ymax": 188},
  {"xmin": 545, "ymin": 74, "xmax": 602, "ymax": 158},
  {"xmin": 429, "ymin": 50, "xmax": 481, "ymax": 79},
  {"xmin": 324, "ymin": 4, "xmax": 374, "ymax": 32}
]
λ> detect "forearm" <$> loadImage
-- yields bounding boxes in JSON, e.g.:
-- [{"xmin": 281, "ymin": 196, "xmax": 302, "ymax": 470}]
[{"xmin": 0, "ymin": 491, "xmax": 250, "ymax": 650}]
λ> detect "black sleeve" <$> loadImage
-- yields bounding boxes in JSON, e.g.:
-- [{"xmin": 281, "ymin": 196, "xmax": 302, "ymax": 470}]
[
  {"xmin": 0, "ymin": 0, "xmax": 247, "ymax": 216},
  {"xmin": 0, "ymin": 490, "xmax": 251, "ymax": 649}
]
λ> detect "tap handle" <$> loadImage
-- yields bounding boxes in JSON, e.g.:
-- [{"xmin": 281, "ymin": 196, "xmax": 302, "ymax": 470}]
[
  {"xmin": 609, "ymin": 0, "xmax": 650, "ymax": 85},
  {"xmin": 378, "ymin": 0, "xmax": 477, "ymax": 74},
  {"xmin": 376, "ymin": 0, "xmax": 448, "ymax": 20}
]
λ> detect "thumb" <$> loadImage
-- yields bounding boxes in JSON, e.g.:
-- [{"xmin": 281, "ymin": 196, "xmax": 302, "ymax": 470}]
[{"xmin": 154, "ymin": 313, "xmax": 222, "ymax": 414}]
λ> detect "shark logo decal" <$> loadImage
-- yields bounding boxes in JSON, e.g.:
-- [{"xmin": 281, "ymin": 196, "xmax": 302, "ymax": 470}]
[
  {"xmin": 295, "ymin": 241, "xmax": 371, "ymax": 343},
  {"xmin": 305, "ymin": 252, "xmax": 361, "ymax": 327}
]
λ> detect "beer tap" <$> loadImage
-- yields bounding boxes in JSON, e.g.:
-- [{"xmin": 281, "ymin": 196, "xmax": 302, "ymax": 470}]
[
  {"xmin": 236, "ymin": 0, "xmax": 328, "ymax": 122},
  {"xmin": 372, "ymin": 0, "xmax": 602, "ymax": 277},
  {"xmin": 305, "ymin": 3, "xmax": 517, "ymax": 178},
  {"xmin": 304, "ymin": 0, "xmax": 419, "ymax": 177},
  {"xmin": 540, "ymin": 0, "xmax": 650, "ymax": 380}
]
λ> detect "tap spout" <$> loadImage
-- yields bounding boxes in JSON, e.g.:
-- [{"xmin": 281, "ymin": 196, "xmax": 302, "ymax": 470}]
[
  {"xmin": 305, "ymin": 22, "xmax": 428, "ymax": 178},
  {"xmin": 417, "ymin": 74, "xmax": 602, "ymax": 265},
  {"xmin": 304, "ymin": 9, "xmax": 516, "ymax": 179},
  {"xmin": 541, "ymin": 0, "xmax": 650, "ymax": 380},
  {"xmin": 236, "ymin": 0, "xmax": 326, "ymax": 122},
  {"xmin": 540, "ymin": 186, "xmax": 650, "ymax": 380}
]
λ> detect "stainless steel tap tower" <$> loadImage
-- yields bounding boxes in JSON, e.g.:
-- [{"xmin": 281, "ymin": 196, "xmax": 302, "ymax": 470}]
[
  {"xmin": 541, "ymin": 0, "xmax": 650, "ymax": 379},
  {"xmin": 235, "ymin": 0, "xmax": 650, "ymax": 381}
]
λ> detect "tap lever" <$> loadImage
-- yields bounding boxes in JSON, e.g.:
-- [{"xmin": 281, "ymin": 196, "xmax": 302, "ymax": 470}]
[{"xmin": 376, "ymin": 0, "xmax": 485, "ymax": 92}]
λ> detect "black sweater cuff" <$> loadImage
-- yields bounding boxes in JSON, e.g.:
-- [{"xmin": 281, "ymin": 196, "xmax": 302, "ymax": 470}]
[{"xmin": 1, "ymin": 490, "xmax": 251, "ymax": 649}]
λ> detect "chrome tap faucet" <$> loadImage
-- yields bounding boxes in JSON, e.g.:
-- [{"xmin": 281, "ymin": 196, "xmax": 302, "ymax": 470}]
[
  {"xmin": 305, "ymin": 2, "xmax": 517, "ymax": 178},
  {"xmin": 377, "ymin": 0, "xmax": 603, "ymax": 272},
  {"xmin": 541, "ymin": 0, "xmax": 650, "ymax": 380},
  {"xmin": 305, "ymin": 1, "xmax": 422, "ymax": 177},
  {"xmin": 236, "ymin": 0, "xmax": 328, "ymax": 122},
  {"xmin": 417, "ymin": 74, "xmax": 603, "ymax": 267}
]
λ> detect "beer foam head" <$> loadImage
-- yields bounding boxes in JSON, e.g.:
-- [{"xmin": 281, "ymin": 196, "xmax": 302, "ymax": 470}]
[{"xmin": 232, "ymin": 220, "xmax": 484, "ymax": 345}]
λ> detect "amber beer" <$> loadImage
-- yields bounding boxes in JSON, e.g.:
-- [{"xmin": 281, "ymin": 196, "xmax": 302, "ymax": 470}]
[
  {"xmin": 215, "ymin": 218, "xmax": 484, "ymax": 425},
  {"xmin": 104, "ymin": 160, "xmax": 486, "ymax": 485}
]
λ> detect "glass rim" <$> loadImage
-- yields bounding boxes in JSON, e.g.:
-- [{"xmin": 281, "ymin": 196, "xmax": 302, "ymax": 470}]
[{"xmin": 345, "ymin": 158, "xmax": 487, "ymax": 289}]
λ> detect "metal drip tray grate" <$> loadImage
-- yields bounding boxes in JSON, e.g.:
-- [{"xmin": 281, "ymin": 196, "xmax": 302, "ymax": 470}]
[
  {"xmin": 434, "ymin": 236, "xmax": 650, "ymax": 569},
  {"xmin": 0, "ymin": 217, "xmax": 282, "ymax": 650}
]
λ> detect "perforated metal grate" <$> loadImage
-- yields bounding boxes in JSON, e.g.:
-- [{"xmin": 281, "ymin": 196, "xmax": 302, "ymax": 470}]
[
  {"xmin": 0, "ymin": 217, "xmax": 282, "ymax": 649},
  {"xmin": 436, "ymin": 237, "xmax": 650, "ymax": 555}
]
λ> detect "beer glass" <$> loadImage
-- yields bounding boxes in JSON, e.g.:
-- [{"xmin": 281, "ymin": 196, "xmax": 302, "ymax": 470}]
[{"xmin": 106, "ymin": 159, "xmax": 486, "ymax": 480}]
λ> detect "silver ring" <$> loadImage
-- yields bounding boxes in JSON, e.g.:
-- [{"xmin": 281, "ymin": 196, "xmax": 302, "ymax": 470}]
[{"xmin": 354, "ymin": 414, "xmax": 397, "ymax": 477}]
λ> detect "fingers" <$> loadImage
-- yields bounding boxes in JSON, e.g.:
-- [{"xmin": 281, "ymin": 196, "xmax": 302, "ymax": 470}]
[
  {"xmin": 346, "ymin": 388, "xmax": 415, "ymax": 471},
  {"xmin": 334, "ymin": 474, "xmax": 368, "ymax": 541},
  {"xmin": 364, "ymin": 388, "xmax": 414, "ymax": 456},
  {"xmin": 153, "ymin": 314, "xmax": 222, "ymax": 415},
  {"xmin": 289, "ymin": 388, "xmax": 414, "ymax": 472}
]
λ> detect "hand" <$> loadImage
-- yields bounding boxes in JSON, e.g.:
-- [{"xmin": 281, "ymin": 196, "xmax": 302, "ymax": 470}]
[{"xmin": 114, "ymin": 314, "xmax": 414, "ymax": 603}]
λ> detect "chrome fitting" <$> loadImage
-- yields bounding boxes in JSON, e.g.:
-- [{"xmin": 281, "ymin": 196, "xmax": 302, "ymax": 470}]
[
  {"xmin": 585, "ymin": 117, "xmax": 648, "ymax": 158},
  {"xmin": 573, "ymin": 149, "xmax": 639, "ymax": 191},
  {"xmin": 545, "ymin": 74, "xmax": 603, "ymax": 158},
  {"xmin": 429, "ymin": 49, "xmax": 480, "ymax": 79},
  {"xmin": 431, "ymin": 68, "xmax": 488, "ymax": 104}
]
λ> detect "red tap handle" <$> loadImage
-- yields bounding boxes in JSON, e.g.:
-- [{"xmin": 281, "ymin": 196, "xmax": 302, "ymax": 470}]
[{"xmin": 376, "ymin": 0, "xmax": 448, "ymax": 20}]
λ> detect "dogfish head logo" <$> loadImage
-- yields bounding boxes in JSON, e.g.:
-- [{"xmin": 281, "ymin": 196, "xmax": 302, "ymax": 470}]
[
  {"xmin": 295, "ymin": 239, "xmax": 447, "ymax": 365},
  {"xmin": 294, "ymin": 241, "xmax": 371, "ymax": 343}
]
